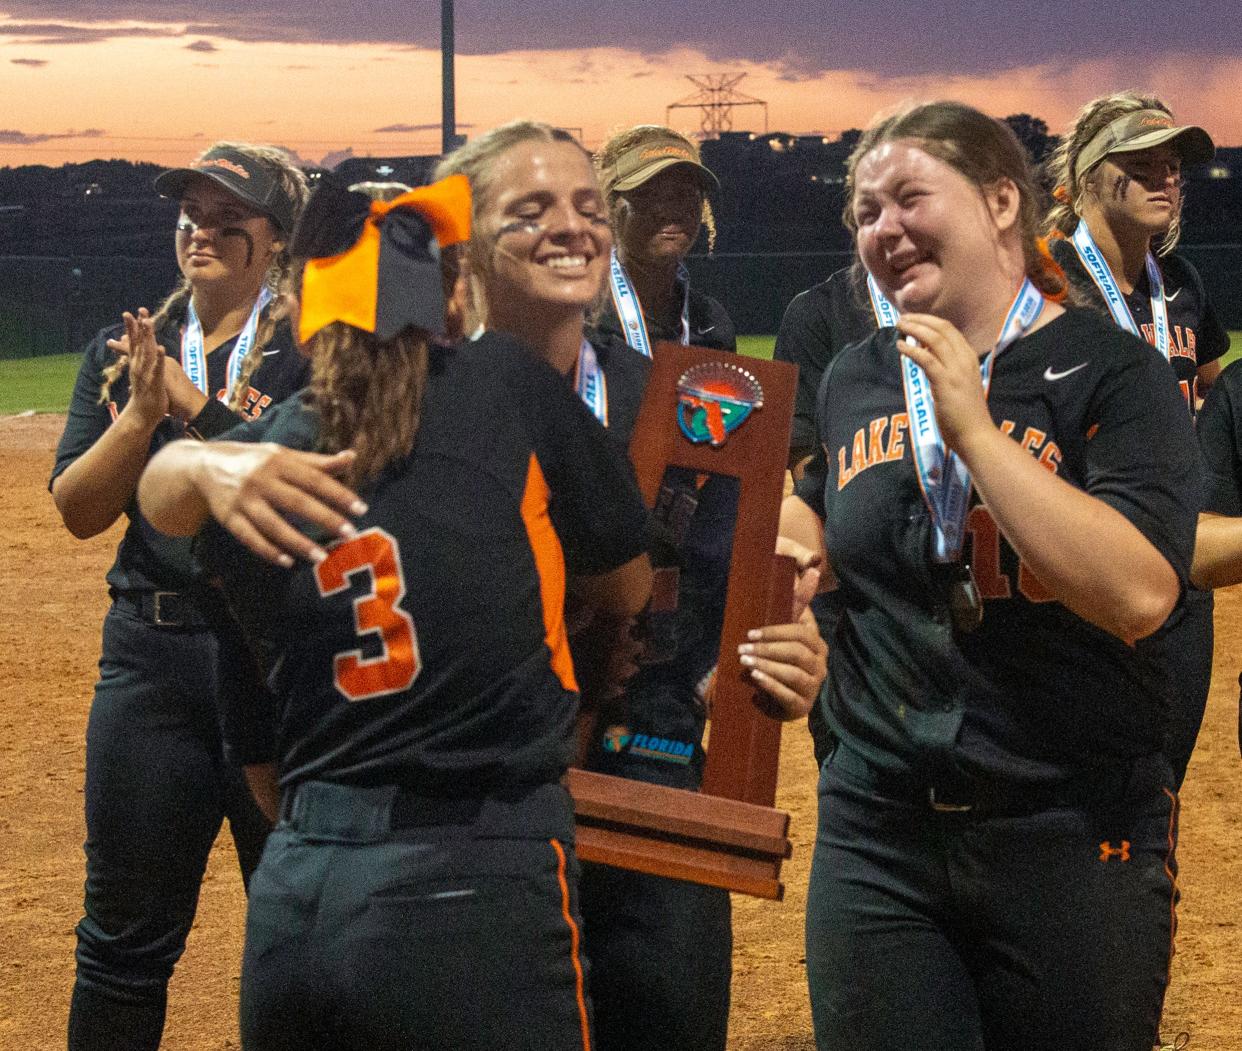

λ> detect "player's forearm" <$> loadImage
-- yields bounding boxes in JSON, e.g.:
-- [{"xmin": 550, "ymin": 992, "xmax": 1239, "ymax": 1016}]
[
  {"xmin": 573, "ymin": 553, "xmax": 653, "ymax": 620},
  {"xmin": 1191, "ymin": 513, "xmax": 1242, "ymax": 589},
  {"xmin": 136, "ymin": 440, "xmax": 214, "ymax": 537},
  {"xmin": 52, "ymin": 408, "xmax": 161, "ymax": 538},
  {"xmin": 960, "ymin": 425, "xmax": 1179, "ymax": 643}
]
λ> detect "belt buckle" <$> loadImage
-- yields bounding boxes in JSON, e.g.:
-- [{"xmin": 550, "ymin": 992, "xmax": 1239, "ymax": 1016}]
[
  {"xmin": 928, "ymin": 787, "xmax": 973, "ymax": 813},
  {"xmin": 151, "ymin": 591, "xmax": 184, "ymax": 628}
]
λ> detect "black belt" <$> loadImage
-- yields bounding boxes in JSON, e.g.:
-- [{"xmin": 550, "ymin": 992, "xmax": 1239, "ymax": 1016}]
[
  {"xmin": 828, "ymin": 743, "xmax": 1130, "ymax": 817},
  {"xmin": 279, "ymin": 785, "xmax": 485, "ymax": 828},
  {"xmin": 278, "ymin": 780, "xmax": 574, "ymax": 843},
  {"xmin": 112, "ymin": 589, "xmax": 211, "ymax": 630}
]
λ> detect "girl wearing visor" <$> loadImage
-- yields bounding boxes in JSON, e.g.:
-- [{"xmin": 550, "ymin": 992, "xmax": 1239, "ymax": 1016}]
[
  {"xmin": 50, "ymin": 143, "xmax": 308, "ymax": 1051},
  {"xmin": 138, "ymin": 174, "xmax": 653, "ymax": 1049},
  {"xmin": 586, "ymin": 125, "xmax": 739, "ymax": 1051},
  {"xmin": 1046, "ymin": 93, "xmax": 1227, "ymax": 789},
  {"xmin": 436, "ymin": 121, "xmax": 825, "ymax": 1051},
  {"xmin": 782, "ymin": 101, "xmax": 1200, "ymax": 1051},
  {"xmin": 591, "ymin": 125, "xmax": 735, "ymax": 355}
]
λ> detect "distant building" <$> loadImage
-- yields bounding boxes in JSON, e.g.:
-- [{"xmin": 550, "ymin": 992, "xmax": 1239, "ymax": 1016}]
[{"xmin": 701, "ymin": 130, "xmax": 852, "ymax": 188}]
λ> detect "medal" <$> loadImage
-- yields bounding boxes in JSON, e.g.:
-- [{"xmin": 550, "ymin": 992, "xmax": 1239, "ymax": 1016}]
[
  {"xmin": 885, "ymin": 276, "xmax": 1045, "ymax": 560},
  {"xmin": 867, "ymin": 272, "xmax": 1047, "ymax": 632},
  {"xmin": 948, "ymin": 563, "xmax": 983, "ymax": 634}
]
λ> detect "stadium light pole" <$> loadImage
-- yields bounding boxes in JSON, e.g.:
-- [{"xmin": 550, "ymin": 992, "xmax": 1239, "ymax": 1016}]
[{"xmin": 441, "ymin": 0, "xmax": 456, "ymax": 155}]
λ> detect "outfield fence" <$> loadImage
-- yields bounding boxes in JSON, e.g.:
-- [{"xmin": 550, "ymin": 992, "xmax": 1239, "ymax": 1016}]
[
  {"xmin": 0, "ymin": 255, "xmax": 177, "ymax": 359},
  {"xmin": 2, "ymin": 247, "xmax": 1241, "ymax": 359},
  {"xmin": 686, "ymin": 246, "xmax": 1242, "ymax": 335}
]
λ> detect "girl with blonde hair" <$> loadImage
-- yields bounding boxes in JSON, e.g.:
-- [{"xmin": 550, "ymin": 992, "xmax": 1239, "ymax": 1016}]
[
  {"xmin": 1046, "ymin": 91, "xmax": 1227, "ymax": 788},
  {"xmin": 139, "ymin": 172, "xmax": 655, "ymax": 1050},
  {"xmin": 439, "ymin": 120, "xmax": 825, "ymax": 1051}
]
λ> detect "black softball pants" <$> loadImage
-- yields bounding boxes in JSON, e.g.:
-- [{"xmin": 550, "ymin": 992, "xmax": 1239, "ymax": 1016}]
[
  {"xmin": 239, "ymin": 779, "xmax": 592, "ymax": 1051},
  {"xmin": 69, "ymin": 600, "xmax": 270, "ymax": 1051},
  {"xmin": 805, "ymin": 745, "xmax": 1178, "ymax": 1051}
]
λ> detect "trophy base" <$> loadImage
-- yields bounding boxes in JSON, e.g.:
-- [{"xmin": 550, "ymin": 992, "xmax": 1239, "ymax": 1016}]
[{"xmin": 566, "ymin": 767, "xmax": 791, "ymax": 901}]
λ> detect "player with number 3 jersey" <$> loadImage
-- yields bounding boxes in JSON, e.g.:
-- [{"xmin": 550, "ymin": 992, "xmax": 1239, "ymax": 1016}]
[{"xmin": 139, "ymin": 174, "xmax": 652, "ymax": 1050}]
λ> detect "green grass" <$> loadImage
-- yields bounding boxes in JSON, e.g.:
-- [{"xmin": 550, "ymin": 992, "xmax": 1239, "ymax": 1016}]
[
  {"xmin": 1, "ymin": 331, "xmax": 1239, "ymax": 415},
  {"xmin": 0, "ymin": 352, "xmax": 82, "ymax": 415},
  {"xmin": 1222, "ymin": 332, "xmax": 1242, "ymax": 370},
  {"xmin": 738, "ymin": 335, "xmax": 776, "ymax": 360}
]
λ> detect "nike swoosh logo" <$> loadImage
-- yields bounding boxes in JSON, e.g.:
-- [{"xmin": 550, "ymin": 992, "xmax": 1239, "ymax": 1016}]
[
  {"xmin": 696, "ymin": 325, "xmax": 715, "ymax": 334},
  {"xmin": 1044, "ymin": 362, "xmax": 1089, "ymax": 382},
  {"xmin": 262, "ymin": 349, "xmax": 281, "ymax": 356},
  {"xmin": 1165, "ymin": 287, "xmax": 1182, "ymax": 302}
]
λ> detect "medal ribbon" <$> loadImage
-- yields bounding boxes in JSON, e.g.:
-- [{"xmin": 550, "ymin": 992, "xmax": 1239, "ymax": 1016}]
[
  {"xmin": 675, "ymin": 261, "xmax": 691, "ymax": 345},
  {"xmin": 575, "ymin": 339, "xmax": 608, "ymax": 425},
  {"xmin": 608, "ymin": 249, "xmax": 692, "ymax": 355},
  {"xmin": 866, "ymin": 273, "xmax": 900, "ymax": 329},
  {"xmin": 1070, "ymin": 221, "xmax": 1169, "ymax": 360},
  {"xmin": 182, "ymin": 286, "xmax": 273, "ymax": 401},
  {"xmin": 875, "ymin": 276, "xmax": 1045, "ymax": 561}
]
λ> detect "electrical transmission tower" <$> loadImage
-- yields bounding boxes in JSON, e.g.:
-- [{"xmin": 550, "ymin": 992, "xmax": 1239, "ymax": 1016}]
[{"xmin": 666, "ymin": 74, "xmax": 768, "ymax": 139}]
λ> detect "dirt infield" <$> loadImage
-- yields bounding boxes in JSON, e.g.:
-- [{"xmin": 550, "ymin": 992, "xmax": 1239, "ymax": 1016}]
[{"xmin": 2, "ymin": 411, "xmax": 1239, "ymax": 1050}]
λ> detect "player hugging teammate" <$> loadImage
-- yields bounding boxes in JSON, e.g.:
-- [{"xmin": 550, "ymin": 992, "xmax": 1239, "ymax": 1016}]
[
  {"xmin": 48, "ymin": 90, "xmax": 1230, "ymax": 1051},
  {"xmin": 138, "ymin": 172, "xmax": 654, "ymax": 1049}
]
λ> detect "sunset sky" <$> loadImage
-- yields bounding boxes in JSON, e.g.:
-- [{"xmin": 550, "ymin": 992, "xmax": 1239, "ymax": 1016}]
[{"xmin": 2, "ymin": 1, "xmax": 1240, "ymax": 168}]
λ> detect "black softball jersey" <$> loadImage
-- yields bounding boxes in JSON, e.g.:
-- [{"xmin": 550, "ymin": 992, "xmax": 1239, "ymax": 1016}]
[
  {"xmin": 201, "ymin": 332, "xmax": 650, "ymax": 796},
  {"xmin": 796, "ymin": 309, "xmax": 1202, "ymax": 787},
  {"xmin": 51, "ymin": 315, "xmax": 308, "ymax": 592}
]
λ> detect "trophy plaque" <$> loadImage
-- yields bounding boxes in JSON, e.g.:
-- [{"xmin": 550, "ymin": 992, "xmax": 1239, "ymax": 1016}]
[{"xmin": 567, "ymin": 342, "xmax": 799, "ymax": 900}]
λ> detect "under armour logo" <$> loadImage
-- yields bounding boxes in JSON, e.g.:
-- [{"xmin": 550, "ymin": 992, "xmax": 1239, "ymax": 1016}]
[{"xmin": 1099, "ymin": 840, "xmax": 1131, "ymax": 862}]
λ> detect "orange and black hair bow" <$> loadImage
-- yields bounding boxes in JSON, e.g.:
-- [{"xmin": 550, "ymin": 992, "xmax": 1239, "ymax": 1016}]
[{"xmin": 292, "ymin": 173, "xmax": 471, "ymax": 344}]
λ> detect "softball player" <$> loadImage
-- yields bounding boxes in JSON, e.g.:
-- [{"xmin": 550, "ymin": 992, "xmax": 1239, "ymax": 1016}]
[
  {"xmin": 585, "ymin": 124, "xmax": 737, "ymax": 1051},
  {"xmin": 1044, "ymin": 93, "xmax": 1226, "ymax": 789},
  {"xmin": 138, "ymin": 173, "xmax": 654, "ymax": 1050},
  {"xmin": 782, "ymin": 101, "xmax": 1200, "ymax": 1051},
  {"xmin": 437, "ymin": 122, "xmax": 825, "ymax": 1051},
  {"xmin": 591, "ymin": 125, "xmax": 735, "ymax": 355},
  {"xmin": 50, "ymin": 143, "xmax": 309, "ymax": 1051},
  {"xmin": 1192, "ymin": 362, "xmax": 1242, "ymax": 753}
]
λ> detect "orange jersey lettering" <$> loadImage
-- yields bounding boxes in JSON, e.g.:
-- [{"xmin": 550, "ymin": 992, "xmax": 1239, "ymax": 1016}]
[{"xmin": 837, "ymin": 414, "xmax": 908, "ymax": 491}]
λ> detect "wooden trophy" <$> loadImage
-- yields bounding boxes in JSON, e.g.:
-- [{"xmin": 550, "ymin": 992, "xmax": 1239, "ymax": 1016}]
[{"xmin": 565, "ymin": 342, "xmax": 799, "ymax": 900}]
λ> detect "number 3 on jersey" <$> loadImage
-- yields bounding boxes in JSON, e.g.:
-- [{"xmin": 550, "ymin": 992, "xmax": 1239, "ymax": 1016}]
[{"xmin": 314, "ymin": 527, "xmax": 420, "ymax": 702}]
